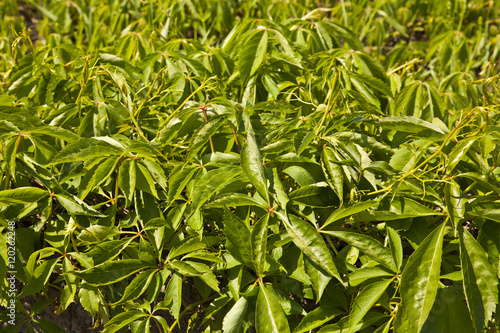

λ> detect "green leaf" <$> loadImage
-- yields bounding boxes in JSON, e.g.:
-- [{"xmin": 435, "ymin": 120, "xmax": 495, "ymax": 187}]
[
  {"xmin": 50, "ymin": 138, "xmax": 122, "ymax": 164},
  {"xmin": 19, "ymin": 258, "xmax": 58, "ymax": 297},
  {"xmin": 317, "ymin": 312, "xmax": 387, "ymax": 333},
  {"xmin": 191, "ymin": 166, "xmax": 243, "ymax": 212},
  {"xmin": 135, "ymin": 163, "xmax": 159, "ymax": 198},
  {"xmin": 167, "ymin": 235, "xmax": 218, "ymax": 261},
  {"xmin": 294, "ymin": 304, "xmax": 343, "ymax": 333},
  {"xmin": 186, "ymin": 115, "xmax": 226, "ymax": 161},
  {"xmin": 118, "ymin": 158, "xmax": 136, "ymax": 205},
  {"xmin": 112, "ymin": 269, "xmax": 157, "ymax": 305},
  {"xmin": 446, "ymin": 137, "xmax": 477, "ymax": 173},
  {"xmin": 206, "ymin": 193, "xmax": 267, "ymax": 208},
  {"xmin": 376, "ymin": 116, "xmax": 445, "ymax": 134},
  {"xmin": 322, "ymin": 200, "xmax": 379, "ymax": 229},
  {"xmin": 102, "ymin": 310, "xmax": 147, "ymax": 333},
  {"xmin": 348, "ymin": 267, "xmax": 394, "ymax": 287},
  {"xmin": 241, "ymin": 127, "xmax": 269, "ymax": 204},
  {"xmin": 321, "ymin": 148, "xmax": 344, "ymax": 204},
  {"xmin": 78, "ymin": 284, "xmax": 100, "ymax": 317},
  {"xmin": 167, "ymin": 165, "xmax": 198, "ymax": 202},
  {"xmin": 348, "ymin": 278, "xmax": 393, "ymax": 333},
  {"xmin": 73, "ymin": 259, "xmax": 148, "ymax": 286},
  {"xmin": 87, "ymin": 238, "xmax": 135, "ymax": 265},
  {"xmin": 79, "ymin": 156, "xmax": 120, "ymax": 199},
  {"xmin": 304, "ymin": 256, "xmax": 331, "ymax": 302},
  {"xmin": 459, "ymin": 226, "xmax": 499, "ymax": 333},
  {"xmin": 165, "ymin": 272, "xmax": 182, "ymax": 319},
  {"xmin": 77, "ymin": 225, "xmax": 120, "ymax": 244},
  {"xmin": 0, "ymin": 187, "xmax": 48, "ymax": 206},
  {"xmin": 468, "ymin": 209, "xmax": 500, "ymax": 223},
  {"xmin": 223, "ymin": 297, "xmax": 248, "ymax": 333},
  {"xmin": 251, "ymin": 213, "xmax": 269, "ymax": 277},
  {"xmin": 279, "ymin": 213, "xmax": 343, "ymax": 284},
  {"xmin": 222, "ymin": 207, "xmax": 252, "ymax": 267},
  {"xmin": 396, "ymin": 222, "xmax": 447, "ymax": 333},
  {"xmin": 256, "ymin": 283, "xmax": 290, "ymax": 333},
  {"xmin": 386, "ymin": 226, "xmax": 403, "ymax": 273},
  {"xmin": 239, "ymin": 29, "xmax": 268, "ymax": 85},
  {"xmin": 29, "ymin": 126, "xmax": 79, "ymax": 142},
  {"xmin": 421, "ymin": 286, "xmax": 474, "ymax": 333},
  {"xmin": 55, "ymin": 193, "xmax": 104, "ymax": 217},
  {"xmin": 445, "ymin": 179, "xmax": 465, "ymax": 231},
  {"xmin": 321, "ymin": 230, "xmax": 397, "ymax": 272}
]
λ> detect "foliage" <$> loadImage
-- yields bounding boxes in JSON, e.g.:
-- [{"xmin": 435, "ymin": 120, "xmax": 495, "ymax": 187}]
[{"xmin": 1, "ymin": 0, "xmax": 500, "ymax": 332}]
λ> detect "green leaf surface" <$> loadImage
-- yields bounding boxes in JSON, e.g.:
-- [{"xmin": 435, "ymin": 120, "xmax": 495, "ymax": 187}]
[
  {"xmin": 322, "ymin": 230, "xmax": 396, "ymax": 272},
  {"xmin": 459, "ymin": 226, "xmax": 499, "ymax": 333},
  {"xmin": 223, "ymin": 207, "xmax": 252, "ymax": 267},
  {"xmin": 294, "ymin": 304, "xmax": 343, "ymax": 333},
  {"xmin": 396, "ymin": 223, "xmax": 447, "ymax": 333},
  {"xmin": 73, "ymin": 259, "xmax": 148, "ymax": 286},
  {"xmin": 280, "ymin": 213, "xmax": 343, "ymax": 284},
  {"xmin": 223, "ymin": 297, "xmax": 248, "ymax": 333},
  {"xmin": 0, "ymin": 187, "xmax": 48, "ymax": 206},
  {"xmin": 50, "ymin": 138, "xmax": 122, "ymax": 164},
  {"xmin": 348, "ymin": 278, "xmax": 393, "ymax": 333},
  {"xmin": 256, "ymin": 283, "xmax": 290, "ymax": 333},
  {"xmin": 239, "ymin": 29, "xmax": 268, "ymax": 85},
  {"xmin": 241, "ymin": 128, "xmax": 269, "ymax": 204}
]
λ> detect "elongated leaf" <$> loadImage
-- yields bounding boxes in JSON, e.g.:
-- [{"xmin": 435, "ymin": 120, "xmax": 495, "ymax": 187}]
[
  {"xmin": 304, "ymin": 256, "xmax": 331, "ymax": 302},
  {"xmin": 29, "ymin": 126, "xmax": 79, "ymax": 142},
  {"xmin": 256, "ymin": 283, "xmax": 290, "ymax": 333},
  {"xmin": 112, "ymin": 269, "xmax": 157, "ymax": 304},
  {"xmin": 79, "ymin": 156, "xmax": 119, "ymax": 199},
  {"xmin": 396, "ymin": 223, "xmax": 446, "ymax": 332},
  {"xmin": 348, "ymin": 278, "xmax": 393, "ymax": 333},
  {"xmin": 280, "ymin": 213, "xmax": 343, "ymax": 284},
  {"xmin": 118, "ymin": 158, "xmax": 136, "ymax": 205},
  {"xmin": 55, "ymin": 193, "xmax": 104, "ymax": 217},
  {"xmin": 376, "ymin": 116, "xmax": 445, "ymax": 134},
  {"xmin": 241, "ymin": 128, "xmax": 269, "ymax": 204},
  {"xmin": 186, "ymin": 115, "xmax": 226, "ymax": 161},
  {"xmin": 191, "ymin": 167, "xmax": 243, "ymax": 212},
  {"xmin": 445, "ymin": 179, "xmax": 465, "ymax": 231},
  {"xmin": 322, "ymin": 200, "xmax": 379, "ymax": 229},
  {"xmin": 223, "ymin": 297, "xmax": 248, "ymax": 333},
  {"xmin": 165, "ymin": 272, "xmax": 182, "ymax": 319},
  {"xmin": 349, "ymin": 267, "xmax": 394, "ymax": 287},
  {"xmin": 459, "ymin": 226, "xmax": 499, "ymax": 333},
  {"xmin": 239, "ymin": 29, "xmax": 268, "ymax": 85},
  {"xmin": 19, "ymin": 258, "xmax": 58, "ymax": 297},
  {"xmin": 206, "ymin": 193, "xmax": 267, "ymax": 208},
  {"xmin": 386, "ymin": 226, "xmax": 403, "ymax": 273},
  {"xmin": 446, "ymin": 137, "xmax": 477, "ymax": 173},
  {"xmin": 321, "ymin": 230, "xmax": 396, "ymax": 272},
  {"xmin": 50, "ymin": 138, "xmax": 122, "ymax": 164},
  {"xmin": 321, "ymin": 148, "xmax": 344, "ymax": 204},
  {"xmin": 87, "ymin": 238, "xmax": 135, "ymax": 265},
  {"xmin": 78, "ymin": 284, "xmax": 100, "ymax": 317},
  {"xmin": 73, "ymin": 259, "xmax": 147, "ymax": 286},
  {"xmin": 102, "ymin": 310, "xmax": 147, "ymax": 333},
  {"xmin": 294, "ymin": 304, "xmax": 343, "ymax": 333},
  {"xmin": 167, "ymin": 235, "xmax": 218, "ymax": 261},
  {"xmin": 421, "ymin": 286, "xmax": 474, "ymax": 333},
  {"xmin": 0, "ymin": 187, "xmax": 48, "ymax": 206},
  {"xmin": 223, "ymin": 207, "xmax": 252, "ymax": 267},
  {"xmin": 318, "ymin": 312, "xmax": 387, "ymax": 333},
  {"xmin": 251, "ymin": 214, "xmax": 269, "ymax": 277}
]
